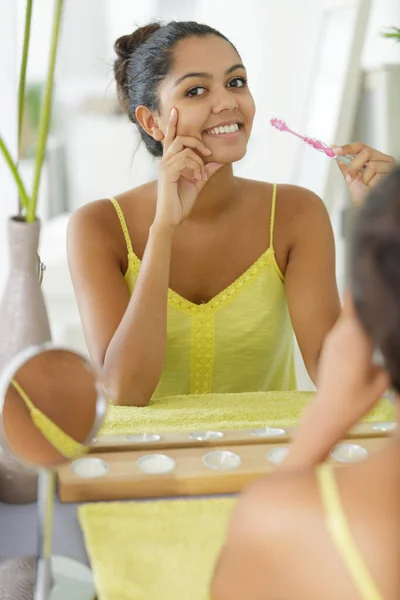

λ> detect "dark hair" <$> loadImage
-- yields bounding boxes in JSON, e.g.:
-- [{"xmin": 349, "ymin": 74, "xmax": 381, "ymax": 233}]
[
  {"xmin": 113, "ymin": 21, "xmax": 238, "ymax": 157},
  {"xmin": 350, "ymin": 166, "xmax": 400, "ymax": 391}
]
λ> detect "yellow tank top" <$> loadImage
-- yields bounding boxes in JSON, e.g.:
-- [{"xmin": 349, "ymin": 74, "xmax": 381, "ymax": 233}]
[
  {"xmin": 317, "ymin": 463, "xmax": 383, "ymax": 600},
  {"xmin": 110, "ymin": 184, "xmax": 296, "ymax": 399}
]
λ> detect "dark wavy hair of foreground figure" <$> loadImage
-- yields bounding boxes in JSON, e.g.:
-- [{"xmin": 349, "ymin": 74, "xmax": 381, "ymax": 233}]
[
  {"xmin": 113, "ymin": 21, "xmax": 238, "ymax": 157},
  {"xmin": 351, "ymin": 165, "xmax": 400, "ymax": 392}
]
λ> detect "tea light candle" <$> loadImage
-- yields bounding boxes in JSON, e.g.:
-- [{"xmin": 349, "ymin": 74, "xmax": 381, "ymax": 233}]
[
  {"xmin": 125, "ymin": 433, "xmax": 162, "ymax": 443},
  {"xmin": 372, "ymin": 422, "xmax": 397, "ymax": 433},
  {"xmin": 72, "ymin": 457, "xmax": 109, "ymax": 478},
  {"xmin": 203, "ymin": 450, "xmax": 241, "ymax": 470},
  {"xmin": 331, "ymin": 444, "xmax": 368, "ymax": 463},
  {"xmin": 188, "ymin": 431, "xmax": 224, "ymax": 441},
  {"xmin": 268, "ymin": 446, "xmax": 290, "ymax": 465},
  {"xmin": 137, "ymin": 454, "xmax": 176, "ymax": 474},
  {"xmin": 251, "ymin": 426, "xmax": 286, "ymax": 438}
]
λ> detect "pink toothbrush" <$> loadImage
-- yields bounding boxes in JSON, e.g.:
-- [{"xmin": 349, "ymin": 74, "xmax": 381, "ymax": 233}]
[{"xmin": 270, "ymin": 118, "xmax": 365, "ymax": 173}]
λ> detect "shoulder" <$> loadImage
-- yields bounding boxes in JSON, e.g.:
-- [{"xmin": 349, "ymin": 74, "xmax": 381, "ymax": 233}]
[
  {"xmin": 238, "ymin": 179, "xmax": 329, "ymax": 222},
  {"xmin": 66, "ymin": 199, "xmax": 121, "ymax": 264},
  {"xmin": 211, "ymin": 469, "xmax": 320, "ymax": 599},
  {"xmin": 67, "ymin": 181, "xmax": 157, "ymax": 251},
  {"xmin": 230, "ymin": 468, "xmax": 319, "ymax": 542},
  {"xmin": 275, "ymin": 184, "xmax": 329, "ymax": 221}
]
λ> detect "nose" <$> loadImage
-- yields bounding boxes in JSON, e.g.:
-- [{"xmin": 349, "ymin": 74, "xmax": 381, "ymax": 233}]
[{"xmin": 211, "ymin": 87, "xmax": 238, "ymax": 114}]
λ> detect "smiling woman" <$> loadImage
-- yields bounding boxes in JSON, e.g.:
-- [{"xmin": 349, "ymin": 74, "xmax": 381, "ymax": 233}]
[{"xmin": 66, "ymin": 20, "xmax": 395, "ymax": 407}]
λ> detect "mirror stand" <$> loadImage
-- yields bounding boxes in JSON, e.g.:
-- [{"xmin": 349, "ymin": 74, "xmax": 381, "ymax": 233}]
[
  {"xmin": 0, "ymin": 344, "xmax": 108, "ymax": 600},
  {"xmin": 0, "ymin": 470, "xmax": 95, "ymax": 600},
  {"xmin": 35, "ymin": 469, "xmax": 95, "ymax": 600}
]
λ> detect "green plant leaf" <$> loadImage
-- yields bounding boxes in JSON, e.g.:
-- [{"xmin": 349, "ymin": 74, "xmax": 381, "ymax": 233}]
[
  {"xmin": 28, "ymin": 0, "xmax": 64, "ymax": 223},
  {"xmin": 0, "ymin": 136, "xmax": 30, "ymax": 213},
  {"xmin": 382, "ymin": 26, "xmax": 400, "ymax": 41},
  {"xmin": 18, "ymin": 0, "xmax": 33, "ymax": 156}
]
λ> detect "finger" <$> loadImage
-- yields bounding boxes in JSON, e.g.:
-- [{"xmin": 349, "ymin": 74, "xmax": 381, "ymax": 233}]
[
  {"xmin": 336, "ymin": 160, "xmax": 348, "ymax": 179},
  {"xmin": 163, "ymin": 107, "xmax": 178, "ymax": 155},
  {"xmin": 361, "ymin": 160, "xmax": 377, "ymax": 187},
  {"xmin": 164, "ymin": 135, "xmax": 211, "ymax": 159},
  {"xmin": 346, "ymin": 147, "xmax": 371, "ymax": 181},
  {"xmin": 368, "ymin": 173, "xmax": 387, "ymax": 189},
  {"xmin": 342, "ymin": 292, "xmax": 356, "ymax": 317},
  {"xmin": 334, "ymin": 142, "xmax": 394, "ymax": 164},
  {"xmin": 168, "ymin": 147, "xmax": 207, "ymax": 180},
  {"xmin": 170, "ymin": 157, "xmax": 205, "ymax": 183}
]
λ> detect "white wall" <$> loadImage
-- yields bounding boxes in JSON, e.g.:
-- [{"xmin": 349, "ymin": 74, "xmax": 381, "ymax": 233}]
[
  {"xmin": 0, "ymin": 1, "xmax": 18, "ymax": 295},
  {"xmin": 363, "ymin": 0, "xmax": 400, "ymax": 69}
]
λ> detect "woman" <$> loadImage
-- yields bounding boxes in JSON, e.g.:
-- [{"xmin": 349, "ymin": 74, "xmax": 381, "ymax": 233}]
[
  {"xmin": 211, "ymin": 168, "xmax": 400, "ymax": 600},
  {"xmin": 67, "ymin": 21, "xmax": 395, "ymax": 406}
]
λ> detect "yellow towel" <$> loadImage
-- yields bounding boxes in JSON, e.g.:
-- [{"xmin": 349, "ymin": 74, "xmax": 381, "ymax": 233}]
[
  {"xmin": 100, "ymin": 391, "xmax": 394, "ymax": 435},
  {"xmin": 80, "ymin": 392, "xmax": 394, "ymax": 600},
  {"xmin": 79, "ymin": 497, "xmax": 235, "ymax": 600}
]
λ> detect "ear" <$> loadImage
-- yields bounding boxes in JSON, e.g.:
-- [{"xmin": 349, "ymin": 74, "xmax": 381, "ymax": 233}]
[{"xmin": 135, "ymin": 105, "xmax": 164, "ymax": 141}]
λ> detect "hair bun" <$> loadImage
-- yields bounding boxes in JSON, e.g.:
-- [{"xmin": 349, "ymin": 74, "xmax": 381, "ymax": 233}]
[
  {"xmin": 114, "ymin": 23, "xmax": 161, "ymax": 61},
  {"xmin": 114, "ymin": 23, "xmax": 161, "ymax": 117}
]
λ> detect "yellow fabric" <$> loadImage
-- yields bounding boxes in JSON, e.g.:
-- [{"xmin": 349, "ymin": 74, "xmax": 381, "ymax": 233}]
[
  {"xmin": 79, "ymin": 497, "xmax": 235, "ymax": 600},
  {"xmin": 100, "ymin": 391, "xmax": 394, "ymax": 436},
  {"xmin": 11, "ymin": 379, "xmax": 85, "ymax": 459},
  {"xmin": 317, "ymin": 463, "xmax": 384, "ymax": 600},
  {"xmin": 110, "ymin": 184, "xmax": 296, "ymax": 399},
  {"xmin": 80, "ymin": 392, "xmax": 393, "ymax": 599}
]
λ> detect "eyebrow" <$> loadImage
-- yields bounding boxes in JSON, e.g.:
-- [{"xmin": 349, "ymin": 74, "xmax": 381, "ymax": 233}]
[{"xmin": 173, "ymin": 63, "xmax": 246, "ymax": 87}]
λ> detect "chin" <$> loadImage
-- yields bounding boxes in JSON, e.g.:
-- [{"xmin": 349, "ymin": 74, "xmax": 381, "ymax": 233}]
[{"xmin": 210, "ymin": 145, "xmax": 248, "ymax": 165}]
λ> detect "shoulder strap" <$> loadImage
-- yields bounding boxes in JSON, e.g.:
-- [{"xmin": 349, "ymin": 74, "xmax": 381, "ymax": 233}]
[
  {"xmin": 109, "ymin": 196, "xmax": 134, "ymax": 256},
  {"xmin": 317, "ymin": 463, "xmax": 383, "ymax": 600},
  {"xmin": 269, "ymin": 184, "xmax": 277, "ymax": 250}
]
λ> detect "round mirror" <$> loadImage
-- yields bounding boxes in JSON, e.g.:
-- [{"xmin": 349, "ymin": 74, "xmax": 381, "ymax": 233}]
[
  {"xmin": 0, "ymin": 344, "xmax": 107, "ymax": 469},
  {"xmin": 0, "ymin": 344, "xmax": 108, "ymax": 600}
]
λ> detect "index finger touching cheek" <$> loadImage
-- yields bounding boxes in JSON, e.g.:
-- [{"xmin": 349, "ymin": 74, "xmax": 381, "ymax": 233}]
[{"xmin": 163, "ymin": 107, "xmax": 178, "ymax": 153}]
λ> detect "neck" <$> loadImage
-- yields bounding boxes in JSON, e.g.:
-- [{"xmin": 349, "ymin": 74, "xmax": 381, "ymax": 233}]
[{"xmin": 189, "ymin": 163, "xmax": 237, "ymax": 220}]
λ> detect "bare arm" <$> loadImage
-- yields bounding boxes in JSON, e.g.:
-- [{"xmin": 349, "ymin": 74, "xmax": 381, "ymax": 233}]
[
  {"xmin": 67, "ymin": 203, "xmax": 173, "ymax": 406},
  {"xmin": 284, "ymin": 187, "xmax": 341, "ymax": 383},
  {"xmin": 67, "ymin": 108, "xmax": 217, "ymax": 406}
]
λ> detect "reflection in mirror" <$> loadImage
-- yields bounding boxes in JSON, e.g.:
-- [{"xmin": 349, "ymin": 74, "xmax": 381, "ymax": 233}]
[
  {"xmin": 1, "ymin": 347, "xmax": 103, "ymax": 468},
  {"xmin": 0, "ymin": 344, "xmax": 108, "ymax": 600}
]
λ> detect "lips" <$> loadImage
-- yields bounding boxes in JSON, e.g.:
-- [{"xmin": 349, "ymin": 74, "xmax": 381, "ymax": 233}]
[
  {"xmin": 203, "ymin": 122, "xmax": 243, "ymax": 136},
  {"xmin": 203, "ymin": 119, "xmax": 242, "ymax": 131}
]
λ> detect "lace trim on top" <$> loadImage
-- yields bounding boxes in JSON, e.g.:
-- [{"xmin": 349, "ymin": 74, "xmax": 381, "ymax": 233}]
[
  {"xmin": 190, "ymin": 310, "xmax": 215, "ymax": 394},
  {"xmin": 110, "ymin": 197, "xmax": 134, "ymax": 255},
  {"xmin": 109, "ymin": 188, "xmax": 284, "ymax": 395},
  {"xmin": 125, "ymin": 247, "xmax": 283, "ymax": 316},
  {"xmin": 110, "ymin": 185, "xmax": 283, "ymax": 316}
]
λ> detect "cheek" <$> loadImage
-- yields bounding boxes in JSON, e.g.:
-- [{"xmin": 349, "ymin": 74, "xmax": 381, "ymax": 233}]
[
  {"xmin": 175, "ymin": 104, "xmax": 209, "ymax": 136},
  {"xmin": 242, "ymin": 94, "xmax": 256, "ymax": 121}
]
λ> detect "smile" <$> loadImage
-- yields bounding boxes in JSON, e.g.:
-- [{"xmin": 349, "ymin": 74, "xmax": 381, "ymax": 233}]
[{"xmin": 203, "ymin": 122, "xmax": 242, "ymax": 137}]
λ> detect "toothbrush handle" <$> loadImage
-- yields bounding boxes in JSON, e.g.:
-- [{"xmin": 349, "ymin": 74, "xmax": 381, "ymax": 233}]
[{"xmin": 335, "ymin": 154, "xmax": 366, "ymax": 174}]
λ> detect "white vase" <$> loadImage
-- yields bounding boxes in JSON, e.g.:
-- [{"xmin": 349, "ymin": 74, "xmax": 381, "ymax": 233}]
[{"xmin": 0, "ymin": 217, "xmax": 51, "ymax": 504}]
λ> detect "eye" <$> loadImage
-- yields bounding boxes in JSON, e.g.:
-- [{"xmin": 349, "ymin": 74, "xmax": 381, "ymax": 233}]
[
  {"xmin": 185, "ymin": 86, "xmax": 207, "ymax": 98},
  {"xmin": 228, "ymin": 77, "xmax": 247, "ymax": 88}
]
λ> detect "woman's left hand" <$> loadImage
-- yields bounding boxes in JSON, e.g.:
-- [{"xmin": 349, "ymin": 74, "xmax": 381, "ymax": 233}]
[
  {"xmin": 281, "ymin": 295, "xmax": 390, "ymax": 469},
  {"xmin": 333, "ymin": 143, "xmax": 396, "ymax": 207}
]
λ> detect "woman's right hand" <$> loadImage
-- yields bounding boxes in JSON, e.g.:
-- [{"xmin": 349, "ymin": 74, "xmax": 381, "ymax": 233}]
[{"xmin": 155, "ymin": 107, "xmax": 222, "ymax": 229}]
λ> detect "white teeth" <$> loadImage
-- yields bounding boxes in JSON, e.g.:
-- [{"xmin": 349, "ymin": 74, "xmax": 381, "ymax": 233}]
[{"xmin": 206, "ymin": 123, "xmax": 240, "ymax": 135}]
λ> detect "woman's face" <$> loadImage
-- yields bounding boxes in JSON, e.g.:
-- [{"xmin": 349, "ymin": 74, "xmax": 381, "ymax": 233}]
[{"xmin": 156, "ymin": 34, "xmax": 256, "ymax": 165}]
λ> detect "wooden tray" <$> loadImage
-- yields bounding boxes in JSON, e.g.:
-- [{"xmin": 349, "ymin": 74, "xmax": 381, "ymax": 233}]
[
  {"xmin": 58, "ymin": 435, "xmax": 389, "ymax": 503},
  {"xmin": 90, "ymin": 421, "xmax": 396, "ymax": 453}
]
